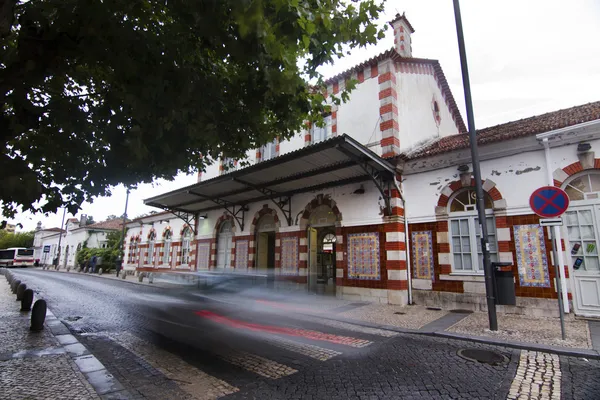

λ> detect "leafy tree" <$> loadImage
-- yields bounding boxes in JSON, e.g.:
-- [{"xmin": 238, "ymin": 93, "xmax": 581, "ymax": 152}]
[
  {"xmin": 105, "ymin": 215, "xmax": 120, "ymax": 221},
  {"xmin": 1, "ymin": 0, "xmax": 385, "ymax": 220},
  {"xmin": 85, "ymin": 216, "xmax": 95, "ymax": 225},
  {"xmin": 0, "ymin": 230, "xmax": 34, "ymax": 248}
]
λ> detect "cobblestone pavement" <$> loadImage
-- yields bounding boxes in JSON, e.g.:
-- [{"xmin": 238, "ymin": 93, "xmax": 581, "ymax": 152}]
[
  {"xmin": 0, "ymin": 277, "xmax": 99, "ymax": 400},
  {"xmin": 507, "ymin": 351, "xmax": 561, "ymax": 399},
  {"xmin": 7, "ymin": 269, "xmax": 600, "ymax": 400}
]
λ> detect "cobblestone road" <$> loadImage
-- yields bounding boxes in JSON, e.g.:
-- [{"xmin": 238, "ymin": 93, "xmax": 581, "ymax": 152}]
[{"xmin": 6, "ymin": 269, "xmax": 600, "ymax": 400}]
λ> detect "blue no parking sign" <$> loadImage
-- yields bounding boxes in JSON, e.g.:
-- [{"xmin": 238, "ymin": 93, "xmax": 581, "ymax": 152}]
[{"xmin": 529, "ymin": 186, "xmax": 570, "ymax": 218}]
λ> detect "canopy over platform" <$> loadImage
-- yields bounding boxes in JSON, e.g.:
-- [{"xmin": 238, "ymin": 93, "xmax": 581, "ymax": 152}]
[{"xmin": 145, "ymin": 134, "xmax": 397, "ymax": 232}]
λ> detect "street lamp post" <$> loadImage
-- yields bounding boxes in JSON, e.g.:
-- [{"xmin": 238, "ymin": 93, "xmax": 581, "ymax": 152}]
[
  {"xmin": 452, "ymin": 0, "xmax": 498, "ymax": 330},
  {"xmin": 55, "ymin": 207, "xmax": 67, "ymax": 270},
  {"xmin": 117, "ymin": 188, "xmax": 130, "ymax": 277}
]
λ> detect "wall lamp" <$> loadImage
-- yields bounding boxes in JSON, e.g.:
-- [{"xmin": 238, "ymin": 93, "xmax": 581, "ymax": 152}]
[
  {"xmin": 457, "ymin": 164, "xmax": 470, "ymax": 172},
  {"xmin": 577, "ymin": 143, "xmax": 592, "ymax": 152},
  {"xmin": 198, "ymin": 214, "xmax": 208, "ymax": 220}
]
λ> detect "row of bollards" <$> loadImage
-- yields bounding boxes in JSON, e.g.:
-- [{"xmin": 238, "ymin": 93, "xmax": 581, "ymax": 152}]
[{"xmin": 1, "ymin": 268, "xmax": 47, "ymax": 331}]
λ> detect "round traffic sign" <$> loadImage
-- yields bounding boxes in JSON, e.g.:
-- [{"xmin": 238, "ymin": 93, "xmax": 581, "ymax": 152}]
[{"xmin": 529, "ymin": 186, "xmax": 570, "ymax": 218}]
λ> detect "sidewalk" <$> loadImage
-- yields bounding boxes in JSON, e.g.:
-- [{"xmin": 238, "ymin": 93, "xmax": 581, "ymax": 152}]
[{"xmin": 0, "ymin": 271, "xmax": 127, "ymax": 399}]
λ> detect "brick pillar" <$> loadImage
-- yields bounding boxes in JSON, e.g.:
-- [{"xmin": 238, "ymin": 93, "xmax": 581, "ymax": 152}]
[
  {"xmin": 378, "ymin": 61, "xmax": 400, "ymax": 157},
  {"xmin": 335, "ymin": 227, "xmax": 344, "ymax": 298},
  {"xmin": 384, "ymin": 188, "xmax": 408, "ymax": 305},
  {"xmin": 299, "ymin": 230, "xmax": 308, "ymax": 278}
]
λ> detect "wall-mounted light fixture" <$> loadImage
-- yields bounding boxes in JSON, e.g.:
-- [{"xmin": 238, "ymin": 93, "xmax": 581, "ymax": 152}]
[
  {"xmin": 198, "ymin": 214, "xmax": 208, "ymax": 220},
  {"xmin": 457, "ymin": 164, "xmax": 470, "ymax": 172},
  {"xmin": 577, "ymin": 142, "xmax": 592, "ymax": 152}
]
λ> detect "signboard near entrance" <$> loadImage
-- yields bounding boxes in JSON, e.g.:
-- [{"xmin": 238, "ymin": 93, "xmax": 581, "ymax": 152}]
[
  {"xmin": 43, "ymin": 245, "xmax": 51, "ymax": 253},
  {"xmin": 529, "ymin": 186, "xmax": 570, "ymax": 218}
]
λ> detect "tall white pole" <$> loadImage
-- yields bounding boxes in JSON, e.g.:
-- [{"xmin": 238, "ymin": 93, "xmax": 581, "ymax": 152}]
[{"xmin": 542, "ymin": 139, "xmax": 570, "ymax": 313}]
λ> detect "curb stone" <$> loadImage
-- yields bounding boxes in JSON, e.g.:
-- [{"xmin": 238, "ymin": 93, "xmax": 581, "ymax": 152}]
[{"xmin": 45, "ymin": 308, "xmax": 131, "ymax": 398}]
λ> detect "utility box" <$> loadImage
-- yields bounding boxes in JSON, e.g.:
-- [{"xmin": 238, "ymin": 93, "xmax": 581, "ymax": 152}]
[{"xmin": 493, "ymin": 262, "xmax": 516, "ymax": 306}]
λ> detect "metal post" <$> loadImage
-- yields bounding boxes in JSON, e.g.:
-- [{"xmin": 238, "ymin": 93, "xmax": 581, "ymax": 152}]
[
  {"xmin": 548, "ymin": 227, "xmax": 567, "ymax": 340},
  {"xmin": 117, "ymin": 188, "xmax": 130, "ymax": 277},
  {"xmin": 453, "ymin": 0, "xmax": 497, "ymax": 330},
  {"xmin": 56, "ymin": 208, "xmax": 67, "ymax": 269}
]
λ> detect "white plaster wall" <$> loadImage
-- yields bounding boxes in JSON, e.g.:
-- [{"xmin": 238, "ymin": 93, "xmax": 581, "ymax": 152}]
[
  {"xmin": 396, "ymin": 72, "xmax": 459, "ymax": 153},
  {"xmin": 336, "ymin": 78, "xmax": 381, "ymax": 149},
  {"xmin": 201, "ymin": 159, "xmax": 221, "ymax": 181},
  {"xmin": 404, "ymin": 139, "xmax": 600, "ymax": 222},
  {"xmin": 199, "ymin": 180, "xmax": 386, "ymax": 238},
  {"xmin": 279, "ymin": 131, "xmax": 305, "ymax": 157}
]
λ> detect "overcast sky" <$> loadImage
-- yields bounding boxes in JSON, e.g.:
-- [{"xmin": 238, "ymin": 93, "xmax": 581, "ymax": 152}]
[{"xmin": 9, "ymin": 0, "xmax": 600, "ymax": 232}]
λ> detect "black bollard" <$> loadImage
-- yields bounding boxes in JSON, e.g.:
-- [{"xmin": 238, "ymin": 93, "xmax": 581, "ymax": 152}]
[
  {"xmin": 21, "ymin": 288, "xmax": 34, "ymax": 311},
  {"xmin": 16, "ymin": 283, "xmax": 27, "ymax": 301},
  {"xmin": 12, "ymin": 279, "xmax": 21, "ymax": 293},
  {"xmin": 30, "ymin": 299, "xmax": 47, "ymax": 331}
]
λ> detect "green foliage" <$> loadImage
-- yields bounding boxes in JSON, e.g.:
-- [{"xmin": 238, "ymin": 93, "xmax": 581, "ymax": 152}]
[
  {"xmin": 0, "ymin": 230, "xmax": 34, "ymax": 249},
  {"xmin": 106, "ymin": 229, "xmax": 126, "ymax": 251},
  {"xmin": 1, "ymin": 0, "xmax": 385, "ymax": 218},
  {"xmin": 76, "ymin": 246, "xmax": 120, "ymax": 271}
]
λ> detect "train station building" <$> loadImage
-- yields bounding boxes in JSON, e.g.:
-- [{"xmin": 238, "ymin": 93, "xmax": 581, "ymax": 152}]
[{"xmin": 124, "ymin": 14, "xmax": 600, "ymax": 319}]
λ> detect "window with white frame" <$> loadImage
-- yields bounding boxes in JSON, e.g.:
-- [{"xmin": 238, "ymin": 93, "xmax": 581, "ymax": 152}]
[
  {"xmin": 148, "ymin": 231, "xmax": 156, "ymax": 264},
  {"xmin": 260, "ymin": 140, "xmax": 277, "ymax": 161},
  {"xmin": 311, "ymin": 114, "xmax": 332, "ymax": 144},
  {"xmin": 563, "ymin": 171, "xmax": 600, "ymax": 201},
  {"xmin": 181, "ymin": 227, "xmax": 192, "ymax": 264},
  {"xmin": 162, "ymin": 230, "xmax": 172, "ymax": 265},
  {"xmin": 449, "ymin": 189, "xmax": 497, "ymax": 273},
  {"xmin": 221, "ymin": 157, "xmax": 236, "ymax": 174}
]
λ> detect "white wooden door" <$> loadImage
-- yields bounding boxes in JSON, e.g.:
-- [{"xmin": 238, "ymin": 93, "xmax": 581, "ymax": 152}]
[{"xmin": 565, "ymin": 207, "xmax": 600, "ymax": 317}]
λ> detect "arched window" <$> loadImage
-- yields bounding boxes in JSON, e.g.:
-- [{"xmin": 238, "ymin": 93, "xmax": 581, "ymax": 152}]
[
  {"xmin": 448, "ymin": 188, "xmax": 497, "ymax": 273},
  {"xmin": 322, "ymin": 233, "xmax": 336, "ymax": 252},
  {"xmin": 181, "ymin": 227, "xmax": 192, "ymax": 265},
  {"xmin": 216, "ymin": 220, "xmax": 233, "ymax": 268},
  {"xmin": 162, "ymin": 230, "xmax": 172, "ymax": 265},
  {"xmin": 148, "ymin": 230, "xmax": 156, "ymax": 265},
  {"xmin": 563, "ymin": 171, "xmax": 600, "ymax": 201}
]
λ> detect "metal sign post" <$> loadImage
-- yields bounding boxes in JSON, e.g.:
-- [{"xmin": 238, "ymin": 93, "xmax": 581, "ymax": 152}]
[{"xmin": 529, "ymin": 186, "xmax": 570, "ymax": 340}]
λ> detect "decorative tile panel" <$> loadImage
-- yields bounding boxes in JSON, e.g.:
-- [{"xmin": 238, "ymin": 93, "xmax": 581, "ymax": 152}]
[
  {"xmin": 235, "ymin": 240, "xmax": 249, "ymax": 269},
  {"xmin": 197, "ymin": 243, "xmax": 211, "ymax": 270},
  {"xmin": 412, "ymin": 231, "xmax": 434, "ymax": 281},
  {"xmin": 347, "ymin": 232, "xmax": 380, "ymax": 280},
  {"xmin": 514, "ymin": 224, "xmax": 550, "ymax": 287},
  {"xmin": 281, "ymin": 237, "xmax": 299, "ymax": 275}
]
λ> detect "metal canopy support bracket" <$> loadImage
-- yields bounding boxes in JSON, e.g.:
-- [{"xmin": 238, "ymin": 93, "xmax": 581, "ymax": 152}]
[
  {"xmin": 336, "ymin": 145, "xmax": 393, "ymax": 216},
  {"xmin": 145, "ymin": 203, "xmax": 198, "ymax": 235},
  {"xmin": 233, "ymin": 178, "xmax": 293, "ymax": 226}
]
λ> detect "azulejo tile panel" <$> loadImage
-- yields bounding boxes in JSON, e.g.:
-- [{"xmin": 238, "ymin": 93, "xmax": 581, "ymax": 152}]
[
  {"xmin": 281, "ymin": 237, "xmax": 299, "ymax": 275},
  {"xmin": 412, "ymin": 231, "xmax": 434, "ymax": 281},
  {"xmin": 514, "ymin": 224, "xmax": 550, "ymax": 287},
  {"xmin": 347, "ymin": 232, "xmax": 380, "ymax": 280},
  {"xmin": 197, "ymin": 243, "xmax": 211, "ymax": 270},
  {"xmin": 235, "ymin": 240, "xmax": 249, "ymax": 269}
]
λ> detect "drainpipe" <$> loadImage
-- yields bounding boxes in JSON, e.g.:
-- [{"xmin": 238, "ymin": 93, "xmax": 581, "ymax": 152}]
[
  {"xmin": 393, "ymin": 177, "xmax": 412, "ymax": 305},
  {"xmin": 542, "ymin": 138, "xmax": 570, "ymax": 313}
]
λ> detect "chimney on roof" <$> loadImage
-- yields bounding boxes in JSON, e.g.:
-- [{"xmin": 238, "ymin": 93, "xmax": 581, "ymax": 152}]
[
  {"xmin": 80, "ymin": 214, "xmax": 87, "ymax": 227},
  {"xmin": 389, "ymin": 12, "xmax": 414, "ymax": 58}
]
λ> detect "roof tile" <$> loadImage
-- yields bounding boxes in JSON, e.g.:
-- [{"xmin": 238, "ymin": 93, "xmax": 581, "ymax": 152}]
[{"xmin": 405, "ymin": 101, "xmax": 600, "ymax": 159}]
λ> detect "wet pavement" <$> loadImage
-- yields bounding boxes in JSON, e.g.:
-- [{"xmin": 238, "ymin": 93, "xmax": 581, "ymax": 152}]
[{"xmin": 4, "ymin": 268, "xmax": 600, "ymax": 399}]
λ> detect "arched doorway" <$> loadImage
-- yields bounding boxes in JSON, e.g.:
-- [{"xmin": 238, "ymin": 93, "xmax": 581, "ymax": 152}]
[
  {"xmin": 256, "ymin": 214, "xmax": 276, "ymax": 272},
  {"xmin": 562, "ymin": 171, "xmax": 600, "ymax": 317},
  {"xmin": 307, "ymin": 204, "xmax": 337, "ymax": 294},
  {"xmin": 216, "ymin": 220, "xmax": 233, "ymax": 269}
]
